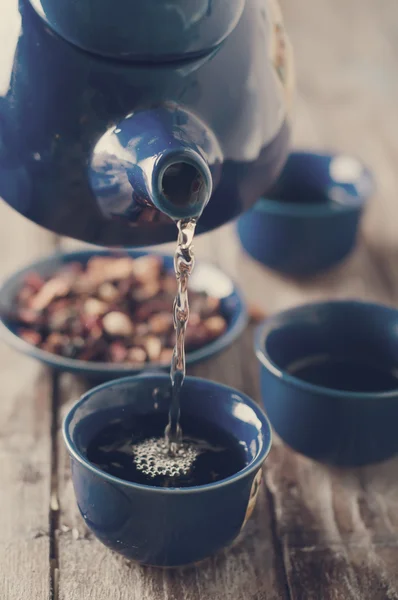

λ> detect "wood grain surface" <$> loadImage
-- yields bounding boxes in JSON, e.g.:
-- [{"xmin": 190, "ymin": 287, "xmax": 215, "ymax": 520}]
[
  {"xmin": 0, "ymin": 205, "xmax": 56, "ymax": 600},
  {"xmin": 2, "ymin": 0, "xmax": 398, "ymax": 598}
]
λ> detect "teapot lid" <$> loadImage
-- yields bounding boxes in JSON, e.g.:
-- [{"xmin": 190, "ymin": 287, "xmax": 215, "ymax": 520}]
[{"xmin": 29, "ymin": 0, "xmax": 245, "ymax": 61}]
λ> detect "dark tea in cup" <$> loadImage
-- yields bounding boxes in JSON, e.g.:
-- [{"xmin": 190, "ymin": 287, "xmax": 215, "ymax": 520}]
[
  {"xmin": 287, "ymin": 355, "xmax": 398, "ymax": 393},
  {"xmin": 86, "ymin": 413, "xmax": 247, "ymax": 488}
]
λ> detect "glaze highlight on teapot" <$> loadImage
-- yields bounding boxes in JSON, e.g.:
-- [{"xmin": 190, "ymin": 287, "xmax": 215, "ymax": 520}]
[
  {"xmin": 90, "ymin": 103, "xmax": 221, "ymax": 222},
  {"xmin": 0, "ymin": 0, "xmax": 291, "ymax": 247}
]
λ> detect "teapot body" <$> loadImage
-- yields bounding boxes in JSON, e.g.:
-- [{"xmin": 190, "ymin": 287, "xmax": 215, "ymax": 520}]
[{"xmin": 0, "ymin": 0, "xmax": 292, "ymax": 246}]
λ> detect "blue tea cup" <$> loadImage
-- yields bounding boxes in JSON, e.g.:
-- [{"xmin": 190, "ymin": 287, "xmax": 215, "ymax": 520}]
[
  {"xmin": 63, "ymin": 374, "xmax": 271, "ymax": 567},
  {"xmin": 255, "ymin": 300, "xmax": 398, "ymax": 466},
  {"xmin": 237, "ymin": 151, "xmax": 374, "ymax": 277}
]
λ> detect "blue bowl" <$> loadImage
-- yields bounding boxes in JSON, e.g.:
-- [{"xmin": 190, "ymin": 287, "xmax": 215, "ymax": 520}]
[
  {"xmin": 255, "ymin": 300, "xmax": 398, "ymax": 466},
  {"xmin": 237, "ymin": 151, "xmax": 375, "ymax": 277},
  {"xmin": 63, "ymin": 374, "xmax": 272, "ymax": 567},
  {"xmin": 0, "ymin": 249, "xmax": 247, "ymax": 379}
]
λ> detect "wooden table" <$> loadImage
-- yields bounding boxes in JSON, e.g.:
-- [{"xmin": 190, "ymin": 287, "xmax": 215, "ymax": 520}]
[{"xmin": 2, "ymin": 0, "xmax": 398, "ymax": 598}]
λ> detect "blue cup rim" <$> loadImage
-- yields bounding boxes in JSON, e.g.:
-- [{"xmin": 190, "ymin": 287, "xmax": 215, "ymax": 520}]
[
  {"xmin": 255, "ymin": 299, "xmax": 398, "ymax": 401},
  {"xmin": 250, "ymin": 150, "xmax": 374, "ymax": 218},
  {"xmin": 62, "ymin": 373, "xmax": 272, "ymax": 494}
]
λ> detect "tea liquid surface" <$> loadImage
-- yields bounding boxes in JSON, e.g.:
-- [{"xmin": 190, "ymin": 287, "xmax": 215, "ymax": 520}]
[
  {"xmin": 86, "ymin": 414, "xmax": 247, "ymax": 488},
  {"xmin": 288, "ymin": 355, "xmax": 398, "ymax": 392}
]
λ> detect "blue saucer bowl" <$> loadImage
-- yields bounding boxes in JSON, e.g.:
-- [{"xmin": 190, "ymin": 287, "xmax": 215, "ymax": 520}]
[
  {"xmin": 255, "ymin": 300, "xmax": 398, "ymax": 466},
  {"xmin": 0, "ymin": 249, "xmax": 247, "ymax": 379},
  {"xmin": 237, "ymin": 151, "xmax": 375, "ymax": 277},
  {"xmin": 63, "ymin": 373, "xmax": 272, "ymax": 567}
]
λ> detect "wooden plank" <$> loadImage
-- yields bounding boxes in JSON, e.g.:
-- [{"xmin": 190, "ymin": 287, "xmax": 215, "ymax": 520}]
[
  {"xmin": 0, "ymin": 202, "xmax": 55, "ymax": 599},
  {"xmin": 264, "ymin": 439, "xmax": 398, "ymax": 599}
]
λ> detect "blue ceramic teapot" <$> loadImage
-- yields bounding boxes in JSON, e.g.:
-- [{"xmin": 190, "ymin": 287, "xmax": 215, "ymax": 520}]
[{"xmin": 0, "ymin": 0, "xmax": 293, "ymax": 246}]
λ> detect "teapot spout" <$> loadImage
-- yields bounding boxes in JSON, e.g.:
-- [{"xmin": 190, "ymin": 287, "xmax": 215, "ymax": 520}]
[
  {"xmin": 146, "ymin": 146, "xmax": 213, "ymax": 221},
  {"xmin": 90, "ymin": 104, "xmax": 222, "ymax": 223}
]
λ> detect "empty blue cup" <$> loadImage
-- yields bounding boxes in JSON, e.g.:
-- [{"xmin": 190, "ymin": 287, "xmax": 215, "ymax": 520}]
[
  {"xmin": 255, "ymin": 300, "xmax": 398, "ymax": 466},
  {"xmin": 237, "ymin": 151, "xmax": 374, "ymax": 277},
  {"xmin": 63, "ymin": 374, "xmax": 272, "ymax": 567}
]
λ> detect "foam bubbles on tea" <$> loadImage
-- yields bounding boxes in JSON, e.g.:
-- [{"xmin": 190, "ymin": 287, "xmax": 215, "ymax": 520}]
[{"xmin": 133, "ymin": 437, "xmax": 200, "ymax": 478}]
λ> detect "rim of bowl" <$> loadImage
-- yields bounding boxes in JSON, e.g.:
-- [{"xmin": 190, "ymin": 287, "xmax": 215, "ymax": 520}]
[
  {"xmin": 62, "ymin": 373, "xmax": 272, "ymax": 494},
  {"xmin": 255, "ymin": 299, "xmax": 398, "ymax": 401},
  {"xmin": 249, "ymin": 150, "xmax": 373, "ymax": 218},
  {"xmin": 0, "ymin": 248, "xmax": 248, "ymax": 375}
]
